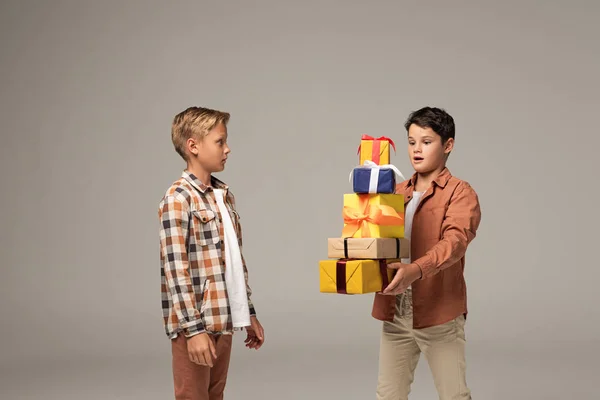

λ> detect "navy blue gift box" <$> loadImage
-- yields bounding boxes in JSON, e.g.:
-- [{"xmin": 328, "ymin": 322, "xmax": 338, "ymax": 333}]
[{"xmin": 352, "ymin": 167, "xmax": 396, "ymax": 194}]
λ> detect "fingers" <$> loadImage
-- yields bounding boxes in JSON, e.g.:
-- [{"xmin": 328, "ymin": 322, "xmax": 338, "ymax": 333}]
[
  {"xmin": 386, "ymin": 282, "xmax": 408, "ymax": 295},
  {"xmin": 383, "ymin": 276, "xmax": 401, "ymax": 294},
  {"xmin": 252, "ymin": 331, "xmax": 265, "ymax": 350},
  {"xmin": 208, "ymin": 337, "xmax": 217, "ymax": 360},
  {"xmin": 383, "ymin": 269, "xmax": 405, "ymax": 294},
  {"xmin": 386, "ymin": 262, "xmax": 402, "ymax": 269},
  {"xmin": 249, "ymin": 338, "xmax": 263, "ymax": 350},
  {"xmin": 257, "ymin": 323, "xmax": 264, "ymax": 341},
  {"xmin": 383, "ymin": 264, "xmax": 410, "ymax": 294},
  {"xmin": 187, "ymin": 334, "xmax": 217, "ymax": 367},
  {"xmin": 245, "ymin": 332, "xmax": 258, "ymax": 349},
  {"xmin": 245, "ymin": 328, "xmax": 254, "ymax": 343},
  {"xmin": 189, "ymin": 349, "xmax": 207, "ymax": 366},
  {"xmin": 189, "ymin": 349, "xmax": 208, "ymax": 366},
  {"xmin": 253, "ymin": 330, "xmax": 264, "ymax": 348},
  {"xmin": 382, "ymin": 282, "xmax": 397, "ymax": 294},
  {"xmin": 244, "ymin": 320, "xmax": 265, "ymax": 350},
  {"xmin": 381, "ymin": 287, "xmax": 405, "ymax": 296},
  {"xmin": 244, "ymin": 331, "xmax": 263, "ymax": 350},
  {"xmin": 257, "ymin": 325, "xmax": 265, "ymax": 349},
  {"xmin": 190, "ymin": 349, "xmax": 214, "ymax": 367},
  {"xmin": 202, "ymin": 351, "xmax": 214, "ymax": 368},
  {"xmin": 384, "ymin": 278, "xmax": 407, "ymax": 295},
  {"xmin": 188, "ymin": 350, "xmax": 199, "ymax": 365}
]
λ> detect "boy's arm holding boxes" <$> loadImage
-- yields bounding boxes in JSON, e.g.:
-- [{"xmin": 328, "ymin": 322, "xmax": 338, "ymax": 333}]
[
  {"xmin": 413, "ymin": 182, "xmax": 481, "ymax": 278},
  {"xmin": 383, "ymin": 182, "xmax": 481, "ymax": 294}
]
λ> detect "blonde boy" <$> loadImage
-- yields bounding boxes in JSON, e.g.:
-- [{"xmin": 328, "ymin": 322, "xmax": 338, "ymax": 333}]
[{"xmin": 158, "ymin": 107, "xmax": 264, "ymax": 400}]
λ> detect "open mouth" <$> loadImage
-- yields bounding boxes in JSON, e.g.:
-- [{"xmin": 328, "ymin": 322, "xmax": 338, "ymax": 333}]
[{"xmin": 413, "ymin": 156, "xmax": 424, "ymax": 162}]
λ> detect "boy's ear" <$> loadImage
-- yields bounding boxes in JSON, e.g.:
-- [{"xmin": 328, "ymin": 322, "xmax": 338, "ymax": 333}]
[
  {"xmin": 187, "ymin": 137, "xmax": 199, "ymax": 156},
  {"xmin": 444, "ymin": 138, "xmax": 454, "ymax": 154}
]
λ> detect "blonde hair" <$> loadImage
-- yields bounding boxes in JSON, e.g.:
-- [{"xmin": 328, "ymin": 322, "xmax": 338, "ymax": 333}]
[{"xmin": 171, "ymin": 106, "xmax": 230, "ymax": 160}]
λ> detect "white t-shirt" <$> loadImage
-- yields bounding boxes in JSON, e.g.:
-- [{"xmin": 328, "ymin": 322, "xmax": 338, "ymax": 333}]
[{"xmin": 402, "ymin": 191, "xmax": 425, "ymax": 289}]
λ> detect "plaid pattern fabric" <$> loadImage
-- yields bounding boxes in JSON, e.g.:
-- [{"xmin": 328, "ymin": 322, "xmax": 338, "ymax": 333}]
[{"xmin": 159, "ymin": 171, "xmax": 256, "ymax": 339}]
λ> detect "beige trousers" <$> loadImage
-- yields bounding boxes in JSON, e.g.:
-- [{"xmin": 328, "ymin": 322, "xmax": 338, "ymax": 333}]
[{"xmin": 376, "ymin": 289, "xmax": 471, "ymax": 400}]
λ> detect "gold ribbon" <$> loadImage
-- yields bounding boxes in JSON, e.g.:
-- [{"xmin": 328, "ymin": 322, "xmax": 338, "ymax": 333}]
[{"xmin": 342, "ymin": 195, "xmax": 404, "ymax": 237}]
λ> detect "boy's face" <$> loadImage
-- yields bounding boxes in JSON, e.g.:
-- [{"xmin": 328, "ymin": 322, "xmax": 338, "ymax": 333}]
[
  {"xmin": 188, "ymin": 122, "xmax": 230, "ymax": 173},
  {"xmin": 407, "ymin": 124, "xmax": 453, "ymax": 174}
]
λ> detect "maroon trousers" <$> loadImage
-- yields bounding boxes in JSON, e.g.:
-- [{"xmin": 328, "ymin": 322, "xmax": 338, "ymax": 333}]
[{"xmin": 171, "ymin": 334, "xmax": 233, "ymax": 400}]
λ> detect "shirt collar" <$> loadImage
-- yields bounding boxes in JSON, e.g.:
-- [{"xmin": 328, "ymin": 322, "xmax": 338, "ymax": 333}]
[
  {"xmin": 407, "ymin": 167, "xmax": 452, "ymax": 189},
  {"xmin": 182, "ymin": 170, "xmax": 229, "ymax": 193}
]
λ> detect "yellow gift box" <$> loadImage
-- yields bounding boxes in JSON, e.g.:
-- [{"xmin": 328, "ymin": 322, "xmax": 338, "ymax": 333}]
[
  {"xmin": 342, "ymin": 193, "xmax": 404, "ymax": 238},
  {"xmin": 358, "ymin": 135, "xmax": 396, "ymax": 165},
  {"xmin": 319, "ymin": 259, "xmax": 397, "ymax": 294}
]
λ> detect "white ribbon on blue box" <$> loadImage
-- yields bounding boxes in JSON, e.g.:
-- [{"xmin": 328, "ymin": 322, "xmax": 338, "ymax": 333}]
[{"xmin": 349, "ymin": 160, "xmax": 406, "ymax": 194}]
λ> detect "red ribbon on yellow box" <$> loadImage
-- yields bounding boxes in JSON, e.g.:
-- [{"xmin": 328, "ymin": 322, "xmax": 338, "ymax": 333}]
[
  {"xmin": 356, "ymin": 135, "xmax": 397, "ymax": 165},
  {"xmin": 342, "ymin": 194, "xmax": 404, "ymax": 238}
]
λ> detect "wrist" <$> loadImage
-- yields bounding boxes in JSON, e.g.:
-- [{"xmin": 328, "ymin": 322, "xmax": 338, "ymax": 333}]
[
  {"xmin": 185, "ymin": 331, "xmax": 206, "ymax": 341},
  {"xmin": 410, "ymin": 263, "xmax": 422, "ymax": 279}
]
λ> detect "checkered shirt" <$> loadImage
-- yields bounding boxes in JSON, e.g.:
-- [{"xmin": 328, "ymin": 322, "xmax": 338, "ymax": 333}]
[{"xmin": 158, "ymin": 171, "xmax": 256, "ymax": 339}]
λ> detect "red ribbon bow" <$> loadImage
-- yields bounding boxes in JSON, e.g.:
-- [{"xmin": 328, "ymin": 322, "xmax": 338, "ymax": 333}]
[{"xmin": 356, "ymin": 135, "xmax": 397, "ymax": 154}]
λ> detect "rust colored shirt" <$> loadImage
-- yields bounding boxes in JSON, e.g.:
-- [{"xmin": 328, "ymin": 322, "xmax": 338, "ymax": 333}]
[{"xmin": 371, "ymin": 168, "xmax": 482, "ymax": 329}]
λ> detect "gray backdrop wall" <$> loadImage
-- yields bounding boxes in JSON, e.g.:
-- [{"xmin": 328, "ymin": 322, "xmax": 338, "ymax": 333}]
[{"xmin": 1, "ymin": 0, "xmax": 598, "ymax": 398}]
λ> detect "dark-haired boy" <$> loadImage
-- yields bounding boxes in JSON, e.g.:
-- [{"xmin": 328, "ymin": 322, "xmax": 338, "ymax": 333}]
[{"xmin": 373, "ymin": 107, "xmax": 482, "ymax": 400}]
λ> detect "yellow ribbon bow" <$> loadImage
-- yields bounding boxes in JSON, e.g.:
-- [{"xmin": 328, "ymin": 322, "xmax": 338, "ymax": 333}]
[{"xmin": 342, "ymin": 195, "xmax": 404, "ymax": 238}]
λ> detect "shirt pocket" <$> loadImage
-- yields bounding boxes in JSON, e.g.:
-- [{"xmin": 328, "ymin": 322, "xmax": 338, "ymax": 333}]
[{"xmin": 191, "ymin": 209, "xmax": 220, "ymax": 246}]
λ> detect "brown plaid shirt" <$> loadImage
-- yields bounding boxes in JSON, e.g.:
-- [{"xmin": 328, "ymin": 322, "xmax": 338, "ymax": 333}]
[{"xmin": 158, "ymin": 171, "xmax": 256, "ymax": 339}]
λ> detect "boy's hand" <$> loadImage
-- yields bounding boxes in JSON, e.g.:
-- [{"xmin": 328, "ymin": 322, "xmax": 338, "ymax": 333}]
[
  {"xmin": 382, "ymin": 263, "xmax": 422, "ymax": 295},
  {"xmin": 245, "ymin": 316, "xmax": 264, "ymax": 350},
  {"xmin": 186, "ymin": 333, "xmax": 217, "ymax": 367}
]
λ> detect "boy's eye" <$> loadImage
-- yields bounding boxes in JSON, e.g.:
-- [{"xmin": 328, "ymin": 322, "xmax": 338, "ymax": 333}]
[{"xmin": 424, "ymin": 141, "xmax": 431, "ymax": 145}]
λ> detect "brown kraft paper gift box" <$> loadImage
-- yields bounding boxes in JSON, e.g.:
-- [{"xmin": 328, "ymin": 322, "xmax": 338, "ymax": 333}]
[{"xmin": 327, "ymin": 237, "xmax": 409, "ymax": 259}]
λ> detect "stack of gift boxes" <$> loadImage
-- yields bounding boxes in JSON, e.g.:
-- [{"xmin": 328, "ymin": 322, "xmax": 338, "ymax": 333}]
[{"xmin": 319, "ymin": 135, "xmax": 409, "ymax": 295}]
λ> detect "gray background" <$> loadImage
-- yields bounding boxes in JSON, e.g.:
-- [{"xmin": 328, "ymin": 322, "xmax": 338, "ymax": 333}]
[{"xmin": 1, "ymin": 0, "xmax": 598, "ymax": 399}]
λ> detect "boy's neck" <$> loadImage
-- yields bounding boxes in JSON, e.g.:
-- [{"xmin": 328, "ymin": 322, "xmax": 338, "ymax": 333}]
[
  {"xmin": 414, "ymin": 164, "xmax": 446, "ymax": 192},
  {"xmin": 186, "ymin": 164, "xmax": 212, "ymax": 187}
]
